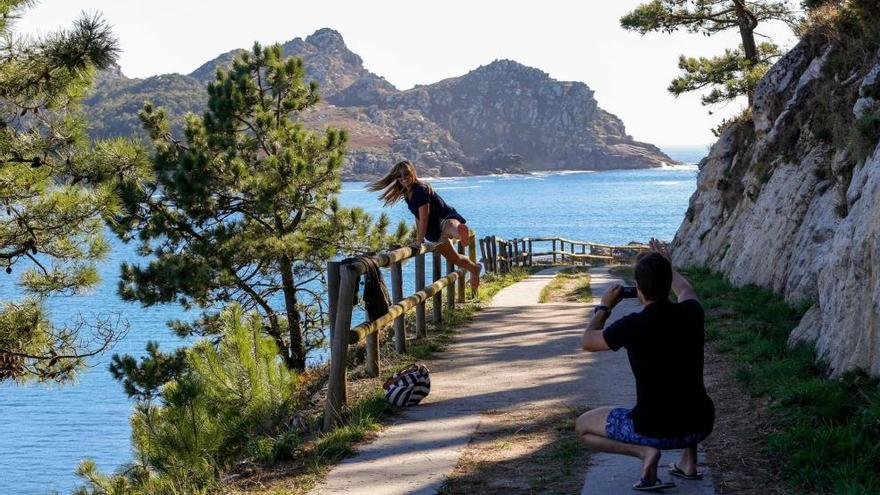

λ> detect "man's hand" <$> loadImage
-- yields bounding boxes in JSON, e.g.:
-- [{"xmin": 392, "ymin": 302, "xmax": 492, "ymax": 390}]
[
  {"xmin": 649, "ymin": 237, "xmax": 671, "ymax": 261},
  {"xmin": 601, "ymin": 284, "xmax": 623, "ymax": 309},
  {"xmin": 409, "ymin": 240, "xmax": 424, "ymax": 252}
]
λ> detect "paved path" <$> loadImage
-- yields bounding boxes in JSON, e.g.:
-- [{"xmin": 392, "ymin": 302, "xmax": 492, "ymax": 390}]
[{"xmin": 309, "ymin": 267, "xmax": 714, "ymax": 495}]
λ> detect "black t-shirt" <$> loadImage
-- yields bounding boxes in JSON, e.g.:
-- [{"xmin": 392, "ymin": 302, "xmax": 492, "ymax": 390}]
[
  {"xmin": 603, "ymin": 299, "xmax": 715, "ymax": 438},
  {"xmin": 404, "ymin": 182, "xmax": 465, "ymax": 242}
]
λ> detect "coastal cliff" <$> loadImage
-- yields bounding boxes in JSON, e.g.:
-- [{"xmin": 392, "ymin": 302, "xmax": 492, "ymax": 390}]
[
  {"xmin": 84, "ymin": 28, "xmax": 673, "ymax": 179},
  {"xmin": 671, "ymin": 3, "xmax": 880, "ymax": 375}
]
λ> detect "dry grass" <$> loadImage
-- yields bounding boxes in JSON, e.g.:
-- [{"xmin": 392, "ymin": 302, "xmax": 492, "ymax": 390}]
[{"xmin": 538, "ymin": 266, "xmax": 592, "ymax": 303}]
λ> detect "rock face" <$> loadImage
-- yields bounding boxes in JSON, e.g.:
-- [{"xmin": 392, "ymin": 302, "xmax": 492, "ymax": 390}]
[
  {"xmin": 671, "ymin": 32, "xmax": 880, "ymax": 376},
  {"xmin": 85, "ymin": 28, "xmax": 672, "ymax": 179}
]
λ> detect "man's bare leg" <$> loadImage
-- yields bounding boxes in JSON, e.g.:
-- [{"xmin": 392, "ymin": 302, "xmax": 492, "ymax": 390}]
[
  {"xmin": 674, "ymin": 445, "xmax": 699, "ymax": 476},
  {"xmin": 576, "ymin": 407, "xmax": 662, "ymax": 483}
]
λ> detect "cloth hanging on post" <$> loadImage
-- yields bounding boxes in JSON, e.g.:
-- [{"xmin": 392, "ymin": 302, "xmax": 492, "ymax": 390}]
[{"xmin": 361, "ymin": 257, "xmax": 391, "ymax": 321}]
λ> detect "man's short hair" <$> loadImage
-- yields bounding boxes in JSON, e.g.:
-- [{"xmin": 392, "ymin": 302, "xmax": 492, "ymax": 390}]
[{"xmin": 634, "ymin": 252, "xmax": 672, "ymax": 302}]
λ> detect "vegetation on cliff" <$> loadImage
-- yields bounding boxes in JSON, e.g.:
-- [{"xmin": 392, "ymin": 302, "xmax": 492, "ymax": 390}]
[
  {"xmin": 621, "ymin": 0, "xmax": 800, "ymax": 108},
  {"xmin": 686, "ymin": 268, "xmax": 880, "ymax": 495}
]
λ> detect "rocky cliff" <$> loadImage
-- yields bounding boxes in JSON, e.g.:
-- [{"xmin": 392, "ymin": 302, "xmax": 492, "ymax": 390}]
[
  {"xmin": 84, "ymin": 28, "xmax": 672, "ymax": 179},
  {"xmin": 671, "ymin": 3, "xmax": 880, "ymax": 375}
]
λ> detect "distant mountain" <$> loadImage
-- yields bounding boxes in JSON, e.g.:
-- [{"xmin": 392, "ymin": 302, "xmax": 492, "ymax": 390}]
[{"xmin": 84, "ymin": 28, "xmax": 674, "ymax": 179}]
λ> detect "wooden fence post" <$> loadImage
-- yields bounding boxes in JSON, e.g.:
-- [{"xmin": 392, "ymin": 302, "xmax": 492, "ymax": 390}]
[
  {"xmin": 528, "ymin": 239, "xmax": 533, "ymax": 266},
  {"xmin": 432, "ymin": 251, "xmax": 442, "ymax": 325},
  {"xmin": 513, "ymin": 239, "xmax": 520, "ymax": 268},
  {"xmin": 416, "ymin": 252, "xmax": 427, "ymax": 338},
  {"xmin": 469, "ymin": 233, "xmax": 477, "ymax": 298},
  {"xmin": 509, "ymin": 238, "xmax": 515, "ymax": 268},
  {"xmin": 457, "ymin": 240, "xmax": 466, "ymax": 302},
  {"xmin": 552, "ymin": 239, "xmax": 557, "ymax": 264},
  {"xmin": 365, "ymin": 269, "xmax": 379, "ymax": 375},
  {"xmin": 324, "ymin": 263, "xmax": 357, "ymax": 431},
  {"xmin": 478, "ymin": 237, "xmax": 487, "ymax": 274},
  {"xmin": 391, "ymin": 260, "xmax": 405, "ymax": 354},
  {"xmin": 491, "ymin": 236, "xmax": 498, "ymax": 273},
  {"xmin": 446, "ymin": 255, "xmax": 455, "ymax": 309},
  {"xmin": 327, "ymin": 261, "xmax": 340, "ymax": 342}
]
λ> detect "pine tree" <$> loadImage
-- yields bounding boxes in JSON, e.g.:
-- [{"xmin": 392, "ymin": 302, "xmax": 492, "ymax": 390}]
[
  {"xmin": 621, "ymin": 0, "xmax": 799, "ymax": 106},
  {"xmin": 0, "ymin": 1, "xmax": 136, "ymax": 382},
  {"xmin": 114, "ymin": 43, "xmax": 407, "ymax": 372}
]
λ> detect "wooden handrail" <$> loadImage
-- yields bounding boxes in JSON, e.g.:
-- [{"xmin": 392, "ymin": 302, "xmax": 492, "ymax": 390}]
[
  {"xmin": 349, "ymin": 268, "xmax": 465, "ymax": 343},
  {"xmin": 530, "ymin": 250, "xmax": 614, "ymax": 260},
  {"xmin": 525, "ymin": 236, "xmax": 649, "ymax": 250},
  {"xmin": 324, "ymin": 233, "xmax": 476, "ymax": 430}
]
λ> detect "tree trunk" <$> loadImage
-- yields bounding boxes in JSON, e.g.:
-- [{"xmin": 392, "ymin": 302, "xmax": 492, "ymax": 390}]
[
  {"xmin": 266, "ymin": 313, "xmax": 296, "ymax": 370},
  {"xmin": 732, "ymin": 0, "xmax": 759, "ymax": 104},
  {"xmin": 280, "ymin": 253, "xmax": 306, "ymax": 372}
]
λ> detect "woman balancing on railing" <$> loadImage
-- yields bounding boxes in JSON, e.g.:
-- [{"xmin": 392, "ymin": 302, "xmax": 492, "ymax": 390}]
[{"xmin": 368, "ymin": 160, "xmax": 482, "ymax": 290}]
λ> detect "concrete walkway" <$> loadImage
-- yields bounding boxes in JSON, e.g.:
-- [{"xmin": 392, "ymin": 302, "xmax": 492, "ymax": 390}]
[{"xmin": 308, "ymin": 267, "xmax": 714, "ymax": 495}]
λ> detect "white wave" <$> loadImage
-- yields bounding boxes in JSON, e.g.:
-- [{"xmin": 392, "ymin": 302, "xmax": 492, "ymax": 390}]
[
  {"xmin": 433, "ymin": 185, "xmax": 481, "ymax": 191},
  {"xmin": 657, "ymin": 163, "xmax": 699, "ymax": 171}
]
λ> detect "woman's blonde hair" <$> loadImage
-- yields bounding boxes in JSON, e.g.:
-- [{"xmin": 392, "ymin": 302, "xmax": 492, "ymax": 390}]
[{"xmin": 367, "ymin": 160, "xmax": 433, "ymax": 206}]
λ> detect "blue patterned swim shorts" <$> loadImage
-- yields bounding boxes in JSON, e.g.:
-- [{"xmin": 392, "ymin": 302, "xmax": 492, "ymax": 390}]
[{"xmin": 605, "ymin": 407, "xmax": 709, "ymax": 450}]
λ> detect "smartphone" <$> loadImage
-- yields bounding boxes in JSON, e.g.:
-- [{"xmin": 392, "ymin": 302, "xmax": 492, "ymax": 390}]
[{"xmin": 620, "ymin": 286, "xmax": 638, "ymax": 298}]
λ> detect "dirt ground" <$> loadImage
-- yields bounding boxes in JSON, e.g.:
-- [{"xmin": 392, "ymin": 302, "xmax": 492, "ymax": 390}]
[
  {"xmin": 702, "ymin": 344, "xmax": 789, "ymax": 495},
  {"xmin": 439, "ymin": 404, "xmax": 591, "ymax": 495}
]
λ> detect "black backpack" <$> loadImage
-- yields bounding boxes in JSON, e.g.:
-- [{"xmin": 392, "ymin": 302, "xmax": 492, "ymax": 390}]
[{"xmin": 361, "ymin": 257, "xmax": 391, "ymax": 321}]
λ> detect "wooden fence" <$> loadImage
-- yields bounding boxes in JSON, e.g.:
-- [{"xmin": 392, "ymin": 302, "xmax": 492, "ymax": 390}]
[
  {"xmin": 324, "ymin": 233, "xmax": 645, "ymax": 430},
  {"xmin": 323, "ymin": 233, "xmax": 477, "ymax": 430},
  {"xmin": 477, "ymin": 236, "xmax": 649, "ymax": 273}
]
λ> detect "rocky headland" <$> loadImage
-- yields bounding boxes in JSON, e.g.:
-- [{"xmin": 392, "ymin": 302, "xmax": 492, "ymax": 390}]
[
  {"xmin": 671, "ymin": 5, "xmax": 880, "ymax": 376},
  {"xmin": 84, "ymin": 28, "xmax": 673, "ymax": 180}
]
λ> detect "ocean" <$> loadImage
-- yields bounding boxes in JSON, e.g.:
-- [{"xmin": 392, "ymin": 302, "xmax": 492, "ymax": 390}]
[{"xmin": 0, "ymin": 147, "xmax": 704, "ymax": 494}]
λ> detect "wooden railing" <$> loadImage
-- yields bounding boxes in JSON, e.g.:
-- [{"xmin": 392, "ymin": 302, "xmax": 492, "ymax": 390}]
[
  {"xmin": 323, "ymin": 233, "xmax": 477, "ymax": 430},
  {"xmin": 478, "ymin": 236, "xmax": 649, "ymax": 273}
]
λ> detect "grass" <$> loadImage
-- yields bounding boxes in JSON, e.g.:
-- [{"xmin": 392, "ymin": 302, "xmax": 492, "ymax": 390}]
[
  {"xmin": 683, "ymin": 267, "xmax": 880, "ymax": 495},
  {"xmin": 230, "ymin": 266, "xmax": 542, "ymax": 494},
  {"xmin": 538, "ymin": 266, "xmax": 592, "ymax": 303}
]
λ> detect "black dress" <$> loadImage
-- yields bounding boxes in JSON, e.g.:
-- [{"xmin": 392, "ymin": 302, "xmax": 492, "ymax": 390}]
[{"xmin": 404, "ymin": 182, "xmax": 466, "ymax": 242}]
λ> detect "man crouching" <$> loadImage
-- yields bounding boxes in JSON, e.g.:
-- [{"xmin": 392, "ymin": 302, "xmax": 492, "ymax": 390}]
[{"xmin": 576, "ymin": 238, "xmax": 714, "ymax": 492}]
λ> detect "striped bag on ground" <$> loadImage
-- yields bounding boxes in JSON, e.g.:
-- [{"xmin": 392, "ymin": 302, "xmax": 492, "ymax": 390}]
[{"xmin": 383, "ymin": 363, "xmax": 431, "ymax": 407}]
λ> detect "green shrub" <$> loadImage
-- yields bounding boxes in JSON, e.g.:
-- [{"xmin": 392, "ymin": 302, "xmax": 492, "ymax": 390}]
[
  {"xmin": 75, "ymin": 304, "xmax": 301, "ymax": 493},
  {"xmin": 685, "ymin": 268, "xmax": 880, "ymax": 493}
]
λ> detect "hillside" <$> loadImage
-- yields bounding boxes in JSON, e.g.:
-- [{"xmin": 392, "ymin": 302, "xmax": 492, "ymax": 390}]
[
  {"xmin": 84, "ymin": 28, "xmax": 674, "ymax": 179},
  {"xmin": 671, "ymin": 2, "xmax": 880, "ymax": 375}
]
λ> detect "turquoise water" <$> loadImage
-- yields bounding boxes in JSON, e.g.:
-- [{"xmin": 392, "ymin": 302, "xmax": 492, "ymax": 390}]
[{"xmin": 0, "ymin": 161, "xmax": 699, "ymax": 494}]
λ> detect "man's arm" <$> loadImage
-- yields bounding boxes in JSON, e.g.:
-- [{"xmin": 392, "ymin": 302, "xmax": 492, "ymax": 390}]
[
  {"xmin": 582, "ymin": 284, "xmax": 622, "ymax": 352},
  {"xmin": 649, "ymin": 238, "xmax": 698, "ymax": 303}
]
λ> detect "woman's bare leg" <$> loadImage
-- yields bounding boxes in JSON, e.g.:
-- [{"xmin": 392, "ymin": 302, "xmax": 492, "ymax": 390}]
[
  {"xmin": 436, "ymin": 240, "xmax": 481, "ymax": 290},
  {"xmin": 440, "ymin": 219, "xmax": 482, "ymax": 289}
]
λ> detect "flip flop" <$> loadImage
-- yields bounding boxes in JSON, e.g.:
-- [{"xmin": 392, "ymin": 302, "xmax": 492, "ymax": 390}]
[
  {"xmin": 669, "ymin": 462, "xmax": 703, "ymax": 480},
  {"xmin": 633, "ymin": 478, "xmax": 675, "ymax": 491}
]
